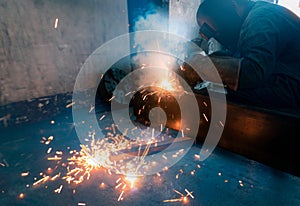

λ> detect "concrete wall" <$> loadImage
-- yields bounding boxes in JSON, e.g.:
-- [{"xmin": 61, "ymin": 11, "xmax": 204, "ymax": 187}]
[{"xmin": 0, "ymin": 0, "xmax": 129, "ymax": 106}]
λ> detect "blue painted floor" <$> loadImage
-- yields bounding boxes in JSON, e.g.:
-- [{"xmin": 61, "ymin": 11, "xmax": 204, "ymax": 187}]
[{"xmin": 0, "ymin": 107, "xmax": 299, "ymax": 206}]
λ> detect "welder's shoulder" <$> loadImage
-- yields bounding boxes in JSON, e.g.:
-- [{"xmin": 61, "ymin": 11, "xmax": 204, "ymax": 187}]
[
  {"xmin": 249, "ymin": 2, "xmax": 276, "ymax": 15},
  {"xmin": 241, "ymin": 1, "xmax": 299, "ymax": 43},
  {"xmin": 248, "ymin": 1, "xmax": 299, "ymax": 24}
]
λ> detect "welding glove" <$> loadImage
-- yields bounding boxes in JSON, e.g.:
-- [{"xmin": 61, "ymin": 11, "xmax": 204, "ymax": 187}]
[{"xmin": 180, "ymin": 53, "xmax": 242, "ymax": 91}]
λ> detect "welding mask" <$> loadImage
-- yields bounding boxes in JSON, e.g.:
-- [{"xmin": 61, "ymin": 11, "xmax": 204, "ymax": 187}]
[
  {"xmin": 199, "ymin": 22, "xmax": 217, "ymax": 41},
  {"xmin": 197, "ymin": 0, "xmax": 244, "ymax": 53}
]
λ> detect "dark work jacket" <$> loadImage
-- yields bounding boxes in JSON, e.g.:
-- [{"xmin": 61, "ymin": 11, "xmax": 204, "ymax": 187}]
[{"xmin": 235, "ymin": 1, "xmax": 300, "ymax": 108}]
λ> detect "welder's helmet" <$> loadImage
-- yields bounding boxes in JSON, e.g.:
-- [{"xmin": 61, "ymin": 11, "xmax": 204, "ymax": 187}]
[{"xmin": 196, "ymin": 0, "xmax": 244, "ymax": 53}]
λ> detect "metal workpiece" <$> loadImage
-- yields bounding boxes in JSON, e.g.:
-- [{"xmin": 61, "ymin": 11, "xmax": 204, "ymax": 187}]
[{"xmin": 131, "ymin": 88, "xmax": 300, "ymax": 177}]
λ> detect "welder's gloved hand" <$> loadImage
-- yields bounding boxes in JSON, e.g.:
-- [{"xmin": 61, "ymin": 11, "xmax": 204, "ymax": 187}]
[
  {"xmin": 177, "ymin": 57, "xmax": 206, "ymax": 88},
  {"xmin": 180, "ymin": 53, "xmax": 242, "ymax": 91},
  {"xmin": 191, "ymin": 37, "xmax": 209, "ymax": 54}
]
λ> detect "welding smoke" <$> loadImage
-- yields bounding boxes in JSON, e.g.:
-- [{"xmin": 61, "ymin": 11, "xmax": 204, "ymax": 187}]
[{"xmin": 131, "ymin": 2, "xmax": 171, "ymax": 67}]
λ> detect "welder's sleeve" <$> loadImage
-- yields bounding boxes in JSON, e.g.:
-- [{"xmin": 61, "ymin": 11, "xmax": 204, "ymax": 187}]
[
  {"xmin": 209, "ymin": 55, "xmax": 241, "ymax": 91},
  {"xmin": 181, "ymin": 53, "xmax": 241, "ymax": 91}
]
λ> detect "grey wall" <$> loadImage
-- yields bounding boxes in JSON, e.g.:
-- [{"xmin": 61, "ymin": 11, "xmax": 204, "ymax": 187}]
[{"xmin": 0, "ymin": 0, "xmax": 129, "ymax": 106}]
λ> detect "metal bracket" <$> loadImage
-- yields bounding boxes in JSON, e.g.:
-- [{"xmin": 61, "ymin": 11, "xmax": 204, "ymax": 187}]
[{"xmin": 194, "ymin": 81, "xmax": 227, "ymax": 94}]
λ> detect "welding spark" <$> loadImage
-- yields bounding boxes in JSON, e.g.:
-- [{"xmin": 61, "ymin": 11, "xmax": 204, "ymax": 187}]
[
  {"xmin": 66, "ymin": 101, "xmax": 75, "ymax": 108},
  {"xmin": 159, "ymin": 79, "xmax": 175, "ymax": 91},
  {"xmin": 21, "ymin": 172, "xmax": 29, "ymax": 177},
  {"xmin": 125, "ymin": 175, "xmax": 137, "ymax": 188},
  {"xmin": 89, "ymin": 105, "xmax": 95, "ymax": 113},
  {"xmin": 47, "ymin": 147, "xmax": 52, "ymax": 154},
  {"xmin": 99, "ymin": 115, "xmax": 106, "ymax": 121},
  {"xmin": 117, "ymin": 190, "xmax": 124, "ymax": 201},
  {"xmin": 34, "ymin": 87, "xmax": 197, "ymax": 203},
  {"xmin": 163, "ymin": 189, "xmax": 193, "ymax": 204},
  {"xmin": 54, "ymin": 18, "xmax": 59, "ymax": 29},
  {"xmin": 54, "ymin": 185, "xmax": 63, "ymax": 194},
  {"xmin": 33, "ymin": 176, "xmax": 50, "ymax": 186},
  {"xmin": 203, "ymin": 113, "xmax": 209, "ymax": 122},
  {"xmin": 109, "ymin": 96, "xmax": 116, "ymax": 101},
  {"xmin": 18, "ymin": 193, "xmax": 25, "ymax": 199}
]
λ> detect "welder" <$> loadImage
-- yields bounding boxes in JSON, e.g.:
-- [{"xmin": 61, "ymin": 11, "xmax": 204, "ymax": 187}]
[{"xmin": 182, "ymin": 0, "xmax": 300, "ymax": 109}]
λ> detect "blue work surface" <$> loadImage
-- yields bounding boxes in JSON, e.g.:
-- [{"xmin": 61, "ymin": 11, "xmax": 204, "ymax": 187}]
[{"xmin": 0, "ymin": 109, "xmax": 299, "ymax": 206}]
